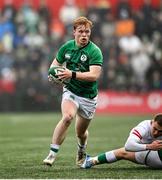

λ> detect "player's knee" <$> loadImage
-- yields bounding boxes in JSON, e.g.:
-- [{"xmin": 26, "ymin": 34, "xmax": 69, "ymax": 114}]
[
  {"xmin": 62, "ymin": 113, "xmax": 74, "ymax": 126},
  {"xmin": 116, "ymin": 150, "xmax": 128, "ymax": 159},
  {"xmin": 121, "ymin": 151, "xmax": 129, "ymax": 159}
]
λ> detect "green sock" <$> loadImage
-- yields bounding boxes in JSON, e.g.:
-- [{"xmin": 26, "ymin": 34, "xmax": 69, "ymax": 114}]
[
  {"xmin": 50, "ymin": 144, "xmax": 60, "ymax": 153},
  {"xmin": 97, "ymin": 153, "xmax": 107, "ymax": 164},
  {"xmin": 50, "ymin": 147, "xmax": 59, "ymax": 153}
]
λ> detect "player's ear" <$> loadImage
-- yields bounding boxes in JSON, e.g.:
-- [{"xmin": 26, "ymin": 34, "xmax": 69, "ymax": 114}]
[{"xmin": 73, "ymin": 29, "xmax": 76, "ymax": 36}]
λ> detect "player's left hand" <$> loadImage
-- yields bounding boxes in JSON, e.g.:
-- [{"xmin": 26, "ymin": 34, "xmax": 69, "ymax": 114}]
[
  {"xmin": 147, "ymin": 140, "xmax": 162, "ymax": 150},
  {"xmin": 56, "ymin": 68, "xmax": 72, "ymax": 82}
]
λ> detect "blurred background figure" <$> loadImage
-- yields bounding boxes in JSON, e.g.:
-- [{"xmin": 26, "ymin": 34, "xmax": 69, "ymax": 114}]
[
  {"xmin": 59, "ymin": 0, "xmax": 80, "ymax": 37},
  {"xmin": 0, "ymin": 0, "xmax": 162, "ymax": 112}
]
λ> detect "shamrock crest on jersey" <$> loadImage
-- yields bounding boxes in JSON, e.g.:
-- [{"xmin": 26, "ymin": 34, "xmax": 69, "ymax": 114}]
[{"xmin": 80, "ymin": 54, "xmax": 87, "ymax": 62}]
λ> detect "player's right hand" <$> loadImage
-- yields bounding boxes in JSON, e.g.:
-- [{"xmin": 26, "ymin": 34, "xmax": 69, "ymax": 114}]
[{"xmin": 147, "ymin": 140, "xmax": 162, "ymax": 150}]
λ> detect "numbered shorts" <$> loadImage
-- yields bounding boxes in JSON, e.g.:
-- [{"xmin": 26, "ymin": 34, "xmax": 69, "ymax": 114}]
[
  {"xmin": 62, "ymin": 88, "xmax": 97, "ymax": 120},
  {"xmin": 135, "ymin": 150, "xmax": 162, "ymax": 168}
]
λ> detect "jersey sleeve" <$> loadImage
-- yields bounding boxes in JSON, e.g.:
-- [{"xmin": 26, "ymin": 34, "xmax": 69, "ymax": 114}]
[
  {"xmin": 89, "ymin": 47, "xmax": 103, "ymax": 66},
  {"xmin": 56, "ymin": 43, "xmax": 67, "ymax": 64},
  {"xmin": 124, "ymin": 125, "xmax": 148, "ymax": 151}
]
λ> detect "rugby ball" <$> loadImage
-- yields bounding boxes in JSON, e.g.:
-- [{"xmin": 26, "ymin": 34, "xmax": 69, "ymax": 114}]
[{"xmin": 48, "ymin": 66, "xmax": 69, "ymax": 84}]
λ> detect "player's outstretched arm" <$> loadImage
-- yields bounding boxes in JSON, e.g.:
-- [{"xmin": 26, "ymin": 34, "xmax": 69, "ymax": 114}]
[{"xmin": 125, "ymin": 136, "xmax": 147, "ymax": 152}]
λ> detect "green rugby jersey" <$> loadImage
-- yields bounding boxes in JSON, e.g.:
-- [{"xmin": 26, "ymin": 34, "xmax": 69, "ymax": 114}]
[{"xmin": 56, "ymin": 40, "xmax": 103, "ymax": 99}]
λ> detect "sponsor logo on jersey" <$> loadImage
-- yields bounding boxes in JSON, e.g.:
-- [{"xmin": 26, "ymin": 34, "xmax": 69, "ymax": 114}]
[{"xmin": 80, "ymin": 54, "xmax": 87, "ymax": 62}]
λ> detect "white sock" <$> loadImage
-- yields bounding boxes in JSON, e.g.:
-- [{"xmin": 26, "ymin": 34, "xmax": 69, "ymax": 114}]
[
  {"xmin": 50, "ymin": 144, "xmax": 60, "ymax": 155},
  {"xmin": 105, "ymin": 151, "xmax": 117, "ymax": 163}
]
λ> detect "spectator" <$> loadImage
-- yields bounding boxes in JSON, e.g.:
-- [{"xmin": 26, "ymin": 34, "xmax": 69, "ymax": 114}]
[
  {"xmin": 118, "ymin": 32, "xmax": 143, "ymax": 55},
  {"xmin": 2, "ymin": 0, "xmax": 16, "ymax": 22},
  {"xmin": 0, "ymin": 0, "xmax": 162, "ymax": 112},
  {"xmin": 38, "ymin": 0, "xmax": 51, "ymax": 24},
  {"xmin": 21, "ymin": 1, "xmax": 39, "ymax": 33},
  {"xmin": 130, "ymin": 49, "xmax": 151, "ymax": 90},
  {"xmin": 140, "ymin": 0, "xmax": 155, "ymax": 38},
  {"xmin": 116, "ymin": 0, "xmax": 132, "ymax": 19},
  {"xmin": 59, "ymin": 0, "xmax": 80, "ymax": 32}
]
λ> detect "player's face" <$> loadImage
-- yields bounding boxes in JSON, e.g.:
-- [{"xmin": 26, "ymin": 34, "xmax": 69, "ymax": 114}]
[
  {"xmin": 73, "ymin": 24, "xmax": 91, "ymax": 47},
  {"xmin": 151, "ymin": 121, "xmax": 162, "ymax": 138}
]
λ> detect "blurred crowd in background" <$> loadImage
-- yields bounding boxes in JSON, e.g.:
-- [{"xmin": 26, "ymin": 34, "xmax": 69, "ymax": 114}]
[{"xmin": 0, "ymin": 0, "xmax": 162, "ymax": 111}]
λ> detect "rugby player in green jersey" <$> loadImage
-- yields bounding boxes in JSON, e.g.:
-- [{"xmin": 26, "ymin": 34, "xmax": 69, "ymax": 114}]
[{"xmin": 43, "ymin": 16, "xmax": 103, "ymax": 167}]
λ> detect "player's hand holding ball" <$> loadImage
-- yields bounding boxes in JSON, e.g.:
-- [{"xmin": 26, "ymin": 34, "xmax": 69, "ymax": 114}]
[{"xmin": 48, "ymin": 66, "xmax": 71, "ymax": 85}]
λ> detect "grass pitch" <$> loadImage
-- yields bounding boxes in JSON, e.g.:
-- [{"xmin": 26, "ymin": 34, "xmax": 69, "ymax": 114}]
[{"xmin": 0, "ymin": 113, "xmax": 162, "ymax": 179}]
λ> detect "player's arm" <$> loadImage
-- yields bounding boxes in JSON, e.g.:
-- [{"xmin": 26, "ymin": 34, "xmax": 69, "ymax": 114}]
[
  {"xmin": 125, "ymin": 126, "xmax": 148, "ymax": 151},
  {"xmin": 125, "ymin": 137, "xmax": 162, "ymax": 151},
  {"xmin": 50, "ymin": 58, "xmax": 62, "ymax": 67},
  {"xmin": 75, "ymin": 65, "xmax": 102, "ymax": 81},
  {"xmin": 124, "ymin": 134, "xmax": 147, "ymax": 152},
  {"xmin": 57, "ymin": 65, "xmax": 102, "ymax": 82},
  {"xmin": 125, "ymin": 128, "xmax": 162, "ymax": 151}
]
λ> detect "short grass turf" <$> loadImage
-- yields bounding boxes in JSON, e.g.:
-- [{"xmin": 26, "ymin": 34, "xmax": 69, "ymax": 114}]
[{"xmin": 0, "ymin": 113, "xmax": 162, "ymax": 179}]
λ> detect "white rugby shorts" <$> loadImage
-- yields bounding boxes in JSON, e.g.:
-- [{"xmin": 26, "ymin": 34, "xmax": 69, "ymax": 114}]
[
  {"xmin": 135, "ymin": 150, "xmax": 162, "ymax": 168},
  {"xmin": 62, "ymin": 88, "xmax": 97, "ymax": 120}
]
